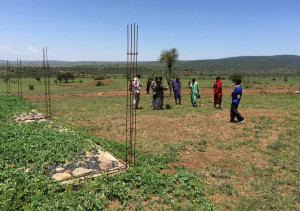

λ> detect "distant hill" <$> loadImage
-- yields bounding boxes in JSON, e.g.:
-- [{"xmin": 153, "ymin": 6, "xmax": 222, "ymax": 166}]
[
  {"xmin": 173, "ymin": 55, "xmax": 300, "ymax": 76},
  {"xmin": 1, "ymin": 55, "xmax": 299, "ymax": 76}
]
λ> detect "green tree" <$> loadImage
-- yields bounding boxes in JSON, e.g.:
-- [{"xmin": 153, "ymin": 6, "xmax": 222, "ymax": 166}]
[
  {"xmin": 159, "ymin": 48, "xmax": 179, "ymax": 96},
  {"xmin": 229, "ymin": 73, "xmax": 243, "ymax": 83},
  {"xmin": 35, "ymin": 76, "xmax": 41, "ymax": 82},
  {"xmin": 57, "ymin": 72, "xmax": 75, "ymax": 83}
]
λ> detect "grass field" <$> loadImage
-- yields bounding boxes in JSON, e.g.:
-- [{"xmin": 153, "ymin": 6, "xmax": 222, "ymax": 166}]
[{"xmin": 0, "ymin": 75, "xmax": 299, "ymax": 210}]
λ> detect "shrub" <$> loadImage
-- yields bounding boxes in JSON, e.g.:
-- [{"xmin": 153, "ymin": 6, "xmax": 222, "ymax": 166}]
[
  {"xmin": 35, "ymin": 76, "xmax": 41, "ymax": 82},
  {"xmin": 28, "ymin": 84, "xmax": 34, "ymax": 90},
  {"xmin": 96, "ymin": 81, "xmax": 102, "ymax": 86},
  {"xmin": 228, "ymin": 73, "xmax": 243, "ymax": 83},
  {"xmin": 165, "ymin": 104, "xmax": 172, "ymax": 109}
]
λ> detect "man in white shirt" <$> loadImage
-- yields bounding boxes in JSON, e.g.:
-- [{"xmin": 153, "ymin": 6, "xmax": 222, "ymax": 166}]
[{"xmin": 133, "ymin": 74, "xmax": 142, "ymax": 109}]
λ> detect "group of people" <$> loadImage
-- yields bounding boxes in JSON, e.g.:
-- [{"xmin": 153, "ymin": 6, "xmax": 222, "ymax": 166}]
[{"xmin": 132, "ymin": 74, "xmax": 244, "ymax": 122}]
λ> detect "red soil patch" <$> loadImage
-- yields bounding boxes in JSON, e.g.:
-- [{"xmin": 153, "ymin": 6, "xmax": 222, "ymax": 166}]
[{"xmin": 88, "ymin": 79, "xmax": 115, "ymax": 86}]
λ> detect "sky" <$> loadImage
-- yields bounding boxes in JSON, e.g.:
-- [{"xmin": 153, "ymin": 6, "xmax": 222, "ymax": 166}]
[{"xmin": 0, "ymin": 0, "xmax": 300, "ymax": 61}]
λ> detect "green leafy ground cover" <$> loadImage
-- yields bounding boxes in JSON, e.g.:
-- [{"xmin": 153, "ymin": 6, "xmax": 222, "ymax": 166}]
[{"xmin": 0, "ymin": 94, "xmax": 215, "ymax": 210}]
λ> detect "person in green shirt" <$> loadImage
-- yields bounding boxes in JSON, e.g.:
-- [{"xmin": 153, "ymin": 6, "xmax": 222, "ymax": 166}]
[{"xmin": 189, "ymin": 78, "xmax": 200, "ymax": 107}]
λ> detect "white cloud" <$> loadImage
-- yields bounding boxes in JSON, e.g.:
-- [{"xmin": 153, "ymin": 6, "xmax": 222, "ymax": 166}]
[{"xmin": 27, "ymin": 45, "xmax": 38, "ymax": 53}]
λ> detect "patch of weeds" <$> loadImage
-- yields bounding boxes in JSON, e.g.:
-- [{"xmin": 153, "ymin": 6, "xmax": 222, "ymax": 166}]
[
  {"xmin": 235, "ymin": 132, "xmax": 250, "ymax": 138},
  {"xmin": 210, "ymin": 166, "xmax": 231, "ymax": 179},
  {"xmin": 254, "ymin": 130, "xmax": 267, "ymax": 139},
  {"xmin": 178, "ymin": 140, "xmax": 193, "ymax": 150},
  {"xmin": 260, "ymin": 166, "xmax": 275, "ymax": 177},
  {"xmin": 243, "ymin": 127, "xmax": 253, "ymax": 132},
  {"xmin": 217, "ymin": 143, "xmax": 233, "ymax": 150},
  {"xmin": 267, "ymin": 140, "xmax": 287, "ymax": 151},
  {"xmin": 193, "ymin": 140, "xmax": 207, "ymax": 152},
  {"xmin": 289, "ymin": 111, "xmax": 299, "ymax": 117},
  {"xmin": 218, "ymin": 183, "xmax": 236, "ymax": 196}
]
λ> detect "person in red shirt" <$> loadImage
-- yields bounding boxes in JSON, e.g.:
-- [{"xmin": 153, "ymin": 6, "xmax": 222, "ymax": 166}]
[{"xmin": 213, "ymin": 75, "xmax": 222, "ymax": 109}]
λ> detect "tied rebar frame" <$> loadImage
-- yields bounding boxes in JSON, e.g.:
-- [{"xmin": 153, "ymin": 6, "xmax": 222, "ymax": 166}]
[
  {"xmin": 6, "ymin": 60, "xmax": 11, "ymax": 94},
  {"xmin": 17, "ymin": 59, "xmax": 22, "ymax": 97},
  {"xmin": 126, "ymin": 23, "xmax": 138, "ymax": 167},
  {"xmin": 43, "ymin": 47, "xmax": 52, "ymax": 118}
]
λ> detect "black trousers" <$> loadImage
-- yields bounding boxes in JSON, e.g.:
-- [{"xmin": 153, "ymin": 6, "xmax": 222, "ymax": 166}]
[{"xmin": 230, "ymin": 102, "xmax": 244, "ymax": 122}]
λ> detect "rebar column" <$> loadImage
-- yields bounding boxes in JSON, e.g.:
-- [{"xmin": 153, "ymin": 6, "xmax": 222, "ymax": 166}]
[
  {"xmin": 19, "ymin": 59, "xmax": 22, "ymax": 97},
  {"xmin": 7, "ymin": 60, "xmax": 11, "ymax": 94},
  {"xmin": 126, "ymin": 23, "xmax": 138, "ymax": 167},
  {"xmin": 17, "ymin": 59, "xmax": 20, "ymax": 97},
  {"xmin": 43, "ymin": 47, "xmax": 52, "ymax": 118}
]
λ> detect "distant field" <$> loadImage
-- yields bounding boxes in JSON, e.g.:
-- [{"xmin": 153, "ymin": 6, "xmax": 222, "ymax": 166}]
[{"xmin": 0, "ymin": 75, "xmax": 299, "ymax": 210}]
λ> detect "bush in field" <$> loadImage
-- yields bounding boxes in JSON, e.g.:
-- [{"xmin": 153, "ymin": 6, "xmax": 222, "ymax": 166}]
[
  {"xmin": 96, "ymin": 81, "xmax": 102, "ymax": 86},
  {"xmin": 165, "ymin": 103, "xmax": 172, "ymax": 109},
  {"xmin": 35, "ymin": 76, "xmax": 41, "ymax": 82},
  {"xmin": 284, "ymin": 77, "xmax": 288, "ymax": 84},
  {"xmin": 228, "ymin": 73, "xmax": 243, "ymax": 83},
  {"xmin": 94, "ymin": 75, "xmax": 105, "ymax": 80},
  {"xmin": 57, "ymin": 72, "xmax": 75, "ymax": 83},
  {"xmin": 28, "ymin": 84, "xmax": 34, "ymax": 90}
]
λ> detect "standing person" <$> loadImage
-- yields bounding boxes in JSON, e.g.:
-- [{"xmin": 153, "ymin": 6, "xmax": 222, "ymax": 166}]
[
  {"xmin": 158, "ymin": 76, "xmax": 164, "ymax": 109},
  {"xmin": 189, "ymin": 78, "xmax": 200, "ymax": 107},
  {"xmin": 171, "ymin": 76, "xmax": 181, "ymax": 105},
  {"xmin": 153, "ymin": 80, "xmax": 167, "ymax": 110},
  {"xmin": 230, "ymin": 78, "xmax": 244, "ymax": 122},
  {"xmin": 151, "ymin": 76, "xmax": 159, "ymax": 107},
  {"xmin": 146, "ymin": 79, "xmax": 151, "ymax": 94},
  {"xmin": 213, "ymin": 75, "xmax": 222, "ymax": 109},
  {"xmin": 133, "ymin": 74, "xmax": 142, "ymax": 109}
]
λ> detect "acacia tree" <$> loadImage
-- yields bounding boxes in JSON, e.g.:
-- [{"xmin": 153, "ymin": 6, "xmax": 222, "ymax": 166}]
[
  {"xmin": 57, "ymin": 72, "xmax": 75, "ymax": 83},
  {"xmin": 159, "ymin": 48, "xmax": 179, "ymax": 96}
]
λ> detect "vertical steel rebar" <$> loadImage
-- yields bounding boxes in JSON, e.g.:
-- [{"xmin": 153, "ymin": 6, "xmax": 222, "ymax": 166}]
[
  {"xmin": 20, "ymin": 59, "xmax": 22, "ymax": 97},
  {"xmin": 46, "ymin": 47, "xmax": 52, "ymax": 118},
  {"xmin": 134, "ymin": 25, "xmax": 138, "ymax": 164},
  {"xmin": 8, "ymin": 61, "xmax": 11, "ymax": 94},
  {"xmin": 126, "ymin": 25, "xmax": 129, "ymax": 168},
  {"xmin": 126, "ymin": 23, "xmax": 138, "ymax": 167},
  {"xmin": 17, "ymin": 59, "xmax": 20, "ymax": 97},
  {"xmin": 6, "ymin": 60, "xmax": 9, "ymax": 94},
  {"xmin": 43, "ymin": 47, "xmax": 52, "ymax": 118},
  {"xmin": 43, "ymin": 48, "xmax": 49, "ymax": 117}
]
